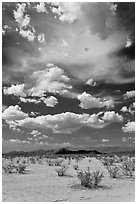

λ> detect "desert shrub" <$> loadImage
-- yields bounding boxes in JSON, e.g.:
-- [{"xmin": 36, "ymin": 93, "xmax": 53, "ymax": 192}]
[
  {"xmin": 29, "ymin": 157, "xmax": 36, "ymax": 164},
  {"xmin": 107, "ymin": 165, "xmax": 121, "ymax": 178},
  {"xmin": 73, "ymin": 164, "xmax": 79, "ymax": 170},
  {"xmin": 77, "ymin": 169, "xmax": 104, "ymax": 188},
  {"xmin": 122, "ymin": 159, "xmax": 135, "ymax": 178},
  {"xmin": 2, "ymin": 163, "xmax": 15, "ymax": 174},
  {"xmin": 46, "ymin": 159, "xmax": 54, "ymax": 166},
  {"xmin": 55, "ymin": 165, "xmax": 68, "ymax": 176},
  {"xmin": 15, "ymin": 164, "xmax": 27, "ymax": 174},
  {"xmin": 101, "ymin": 157, "xmax": 114, "ymax": 167},
  {"xmin": 54, "ymin": 159, "xmax": 64, "ymax": 166}
]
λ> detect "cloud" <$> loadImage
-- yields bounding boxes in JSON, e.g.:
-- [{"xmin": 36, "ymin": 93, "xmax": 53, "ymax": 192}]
[
  {"xmin": 41, "ymin": 96, "xmax": 58, "ymax": 107},
  {"xmin": 37, "ymin": 33, "xmax": 45, "ymax": 43},
  {"xmin": 3, "ymin": 65, "xmax": 72, "ymax": 99},
  {"xmin": 19, "ymin": 29, "xmax": 36, "ymax": 42},
  {"xmin": 30, "ymin": 130, "xmax": 41, "ymax": 137},
  {"xmin": 102, "ymin": 139, "xmax": 109, "ymax": 142},
  {"xmin": 102, "ymin": 111, "xmax": 123, "ymax": 122},
  {"xmin": 86, "ymin": 78, "xmax": 98, "ymax": 86},
  {"xmin": 35, "ymin": 3, "xmax": 47, "ymax": 13},
  {"xmin": 122, "ymin": 121, "xmax": 135, "ymax": 133},
  {"xmin": 2, "ymin": 105, "xmax": 8, "ymax": 112},
  {"xmin": 124, "ymin": 90, "xmax": 135, "ymax": 99},
  {"xmin": 13, "ymin": 3, "xmax": 30, "ymax": 28},
  {"xmin": 3, "ymin": 84, "xmax": 26, "ymax": 97},
  {"xmin": 2, "ymin": 105, "xmax": 28, "ymax": 121},
  {"xmin": 26, "ymin": 65, "xmax": 72, "ymax": 97},
  {"xmin": 20, "ymin": 97, "xmax": 41, "ymax": 104},
  {"xmin": 120, "ymin": 105, "xmax": 134, "ymax": 115},
  {"xmin": 9, "ymin": 139, "xmax": 30, "ymax": 144},
  {"xmin": 3, "ymin": 3, "xmax": 135, "ymax": 85},
  {"xmin": 3, "ymin": 110, "xmax": 107, "ymax": 134},
  {"xmin": 78, "ymin": 92, "xmax": 114, "ymax": 109},
  {"xmin": 51, "ymin": 2, "xmax": 82, "ymax": 24}
]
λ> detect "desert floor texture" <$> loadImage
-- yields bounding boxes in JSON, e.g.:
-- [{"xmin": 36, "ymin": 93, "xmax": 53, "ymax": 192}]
[{"xmin": 2, "ymin": 157, "xmax": 135, "ymax": 202}]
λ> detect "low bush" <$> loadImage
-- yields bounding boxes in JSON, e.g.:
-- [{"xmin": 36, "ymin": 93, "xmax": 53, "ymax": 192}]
[
  {"xmin": 107, "ymin": 165, "xmax": 121, "ymax": 178},
  {"xmin": 55, "ymin": 165, "xmax": 68, "ymax": 176},
  {"xmin": 77, "ymin": 169, "xmax": 104, "ymax": 188},
  {"xmin": 73, "ymin": 164, "xmax": 79, "ymax": 170},
  {"xmin": 122, "ymin": 159, "xmax": 135, "ymax": 178}
]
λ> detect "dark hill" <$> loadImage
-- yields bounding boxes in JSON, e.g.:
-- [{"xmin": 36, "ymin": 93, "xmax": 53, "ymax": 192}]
[{"xmin": 55, "ymin": 148, "xmax": 102, "ymax": 155}]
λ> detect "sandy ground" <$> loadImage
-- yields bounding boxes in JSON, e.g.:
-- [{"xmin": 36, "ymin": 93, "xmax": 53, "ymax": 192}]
[{"xmin": 2, "ymin": 157, "xmax": 135, "ymax": 202}]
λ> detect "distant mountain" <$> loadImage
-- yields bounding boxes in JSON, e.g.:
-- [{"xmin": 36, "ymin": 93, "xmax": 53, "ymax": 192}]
[
  {"xmin": 2, "ymin": 145, "xmax": 135, "ymax": 157},
  {"xmin": 55, "ymin": 148, "xmax": 102, "ymax": 155}
]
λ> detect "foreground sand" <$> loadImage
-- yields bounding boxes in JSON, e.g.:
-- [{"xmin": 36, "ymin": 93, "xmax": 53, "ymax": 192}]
[{"xmin": 2, "ymin": 157, "xmax": 135, "ymax": 202}]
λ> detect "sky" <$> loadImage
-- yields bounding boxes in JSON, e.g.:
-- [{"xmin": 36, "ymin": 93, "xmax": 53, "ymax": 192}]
[{"xmin": 2, "ymin": 2, "xmax": 135, "ymax": 153}]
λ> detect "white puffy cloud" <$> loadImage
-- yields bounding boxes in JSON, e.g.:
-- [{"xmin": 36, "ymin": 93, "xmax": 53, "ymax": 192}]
[
  {"xmin": 26, "ymin": 65, "xmax": 72, "ymax": 97},
  {"xmin": 102, "ymin": 111, "xmax": 123, "ymax": 122},
  {"xmin": 41, "ymin": 96, "xmax": 58, "ymax": 107},
  {"xmin": 13, "ymin": 3, "xmax": 30, "ymax": 28},
  {"xmin": 86, "ymin": 78, "xmax": 98, "ymax": 86},
  {"xmin": 120, "ymin": 106, "xmax": 129, "ymax": 113},
  {"xmin": 30, "ymin": 130, "xmax": 41, "ymax": 137},
  {"xmin": 122, "ymin": 121, "xmax": 135, "ymax": 133},
  {"xmin": 124, "ymin": 90, "xmax": 135, "ymax": 99},
  {"xmin": 13, "ymin": 3, "xmax": 36, "ymax": 42},
  {"xmin": 3, "ymin": 84, "xmax": 26, "ymax": 97},
  {"xmin": 51, "ymin": 2, "xmax": 82, "ymax": 24},
  {"xmin": 35, "ymin": 3, "xmax": 47, "ymax": 13},
  {"xmin": 78, "ymin": 92, "xmax": 114, "ymax": 109},
  {"xmin": 12, "ymin": 112, "xmax": 107, "ymax": 134},
  {"xmin": 120, "ymin": 105, "xmax": 134, "ymax": 115},
  {"xmin": 2, "ymin": 105, "xmax": 28, "ymax": 121},
  {"xmin": 37, "ymin": 33, "xmax": 45, "ymax": 43},
  {"xmin": 3, "ymin": 65, "xmax": 72, "ymax": 100},
  {"xmin": 19, "ymin": 29, "xmax": 35, "ymax": 42}
]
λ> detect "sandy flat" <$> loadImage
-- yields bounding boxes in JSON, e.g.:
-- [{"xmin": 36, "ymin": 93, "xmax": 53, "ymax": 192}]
[{"xmin": 2, "ymin": 157, "xmax": 135, "ymax": 202}]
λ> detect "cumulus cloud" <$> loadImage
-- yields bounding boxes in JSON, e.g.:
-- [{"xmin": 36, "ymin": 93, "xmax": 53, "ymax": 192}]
[
  {"xmin": 35, "ymin": 3, "xmax": 47, "ymax": 13},
  {"xmin": 3, "ymin": 84, "xmax": 26, "ymax": 97},
  {"xmin": 102, "ymin": 111, "xmax": 123, "ymax": 122},
  {"xmin": 13, "ymin": 3, "xmax": 36, "ymax": 42},
  {"xmin": 41, "ymin": 96, "xmax": 58, "ymax": 107},
  {"xmin": 78, "ymin": 92, "xmax": 114, "ymax": 109},
  {"xmin": 86, "ymin": 78, "xmax": 98, "ymax": 86},
  {"xmin": 120, "ymin": 105, "xmax": 134, "ymax": 115},
  {"xmin": 30, "ymin": 130, "xmax": 41, "ymax": 137},
  {"xmin": 122, "ymin": 121, "xmax": 135, "ymax": 133},
  {"xmin": 3, "ymin": 65, "xmax": 72, "ymax": 100},
  {"xmin": 51, "ymin": 2, "xmax": 82, "ymax": 24},
  {"xmin": 13, "ymin": 3, "xmax": 30, "ymax": 28},
  {"xmin": 124, "ymin": 90, "xmax": 135, "ymax": 99},
  {"xmin": 3, "ymin": 110, "xmax": 107, "ymax": 134},
  {"xmin": 2, "ymin": 105, "xmax": 28, "ymax": 121},
  {"xmin": 19, "ymin": 29, "xmax": 36, "ymax": 42},
  {"xmin": 26, "ymin": 65, "xmax": 72, "ymax": 97},
  {"xmin": 37, "ymin": 33, "xmax": 45, "ymax": 43}
]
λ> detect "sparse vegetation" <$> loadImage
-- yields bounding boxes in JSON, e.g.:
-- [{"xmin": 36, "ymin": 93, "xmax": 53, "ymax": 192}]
[
  {"xmin": 77, "ymin": 169, "xmax": 104, "ymax": 188},
  {"xmin": 73, "ymin": 164, "xmax": 79, "ymax": 170},
  {"xmin": 107, "ymin": 165, "xmax": 121, "ymax": 178},
  {"xmin": 55, "ymin": 165, "xmax": 68, "ymax": 176}
]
